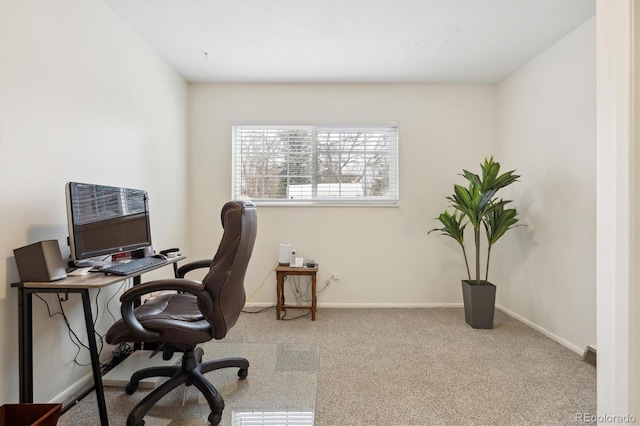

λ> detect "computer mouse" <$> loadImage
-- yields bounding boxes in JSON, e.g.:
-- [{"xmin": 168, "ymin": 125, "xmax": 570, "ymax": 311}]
[{"xmin": 153, "ymin": 254, "xmax": 168, "ymax": 260}]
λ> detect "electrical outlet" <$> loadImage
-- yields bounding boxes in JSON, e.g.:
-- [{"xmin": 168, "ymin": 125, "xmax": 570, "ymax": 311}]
[{"xmin": 332, "ymin": 273, "xmax": 340, "ymax": 281}]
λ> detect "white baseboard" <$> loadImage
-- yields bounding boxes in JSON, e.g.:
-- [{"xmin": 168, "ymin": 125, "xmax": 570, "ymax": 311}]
[
  {"xmin": 244, "ymin": 302, "xmax": 275, "ymax": 308},
  {"xmin": 495, "ymin": 304, "xmax": 583, "ymax": 355},
  {"xmin": 318, "ymin": 302, "xmax": 464, "ymax": 308},
  {"xmin": 50, "ymin": 371, "xmax": 94, "ymax": 404}
]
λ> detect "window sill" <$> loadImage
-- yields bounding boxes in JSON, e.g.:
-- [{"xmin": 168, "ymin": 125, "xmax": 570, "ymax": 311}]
[{"xmin": 249, "ymin": 200, "xmax": 400, "ymax": 207}]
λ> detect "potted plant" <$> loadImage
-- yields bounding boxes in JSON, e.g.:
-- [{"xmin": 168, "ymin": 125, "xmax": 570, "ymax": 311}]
[{"xmin": 429, "ymin": 157, "xmax": 521, "ymax": 329}]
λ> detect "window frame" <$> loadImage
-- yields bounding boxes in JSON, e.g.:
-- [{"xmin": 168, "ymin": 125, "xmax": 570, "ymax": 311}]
[{"xmin": 231, "ymin": 123, "xmax": 399, "ymax": 207}]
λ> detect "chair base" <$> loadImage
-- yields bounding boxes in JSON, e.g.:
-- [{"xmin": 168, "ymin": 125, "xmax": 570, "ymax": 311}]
[{"xmin": 125, "ymin": 347, "xmax": 249, "ymax": 426}]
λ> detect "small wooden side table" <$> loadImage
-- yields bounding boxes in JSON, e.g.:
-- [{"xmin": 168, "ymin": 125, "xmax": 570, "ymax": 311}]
[{"xmin": 275, "ymin": 265, "xmax": 318, "ymax": 320}]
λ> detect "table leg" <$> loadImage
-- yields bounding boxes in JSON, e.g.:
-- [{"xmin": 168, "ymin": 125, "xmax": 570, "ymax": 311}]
[
  {"xmin": 281, "ymin": 277, "xmax": 287, "ymax": 315},
  {"xmin": 81, "ymin": 290, "xmax": 109, "ymax": 426},
  {"xmin": 311, "ymin": 273, "xmax": 317, "ymax": 321},
  {"xmin": 276, "ymin": 273, "xmax": 282, "ymax": 320}
]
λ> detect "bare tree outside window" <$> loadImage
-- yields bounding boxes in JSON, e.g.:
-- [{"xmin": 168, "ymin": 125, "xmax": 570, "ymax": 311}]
[{"xmin": 232, "ymin": 125, "xmax": 398, "ymax": 205}]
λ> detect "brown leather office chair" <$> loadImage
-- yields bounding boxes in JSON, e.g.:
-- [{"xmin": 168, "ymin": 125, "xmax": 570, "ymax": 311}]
[{"xmin": 106, "ymin": 200, "xmax": 257, "ymax": 426}]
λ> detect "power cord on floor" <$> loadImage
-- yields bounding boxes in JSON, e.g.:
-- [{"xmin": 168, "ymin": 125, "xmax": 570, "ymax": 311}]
[
  {"xmin": 281, "ymin": 311, "xmax": 311, "ymax": 321},
  {"xmin": 242, "ymin": 305, "xmax": 276, "ymax": 314}
]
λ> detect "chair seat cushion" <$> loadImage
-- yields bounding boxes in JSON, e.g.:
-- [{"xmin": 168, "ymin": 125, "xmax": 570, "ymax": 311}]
[
  {"xmin": 106, "ymin": 293, "xmax": 214, "ymax": 346},
  {"xmin": 141, "ymin": 292, "xmax": 205, "ymax": 321}
]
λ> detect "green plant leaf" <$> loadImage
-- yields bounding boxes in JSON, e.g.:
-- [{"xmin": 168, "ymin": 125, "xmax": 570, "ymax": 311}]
[
  {"xmin": 428, "ymin": 210, "xmax": 467, "ymax": 246},
  {"xmin": 478, "ymin": 156, "xmax": 520, "ymax": 192},
  {"xmin": 483, "ymin": 202, "xmax": 520, "ymax": 247},
  {"xmin": 428, "ymin": 210, "xmax": 472, "ymax": 280}
]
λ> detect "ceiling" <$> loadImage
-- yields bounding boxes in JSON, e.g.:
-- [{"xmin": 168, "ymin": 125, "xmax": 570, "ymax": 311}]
[{"xmin": 104, "ymin": 0, "xmax": 595, "ymax": 84}]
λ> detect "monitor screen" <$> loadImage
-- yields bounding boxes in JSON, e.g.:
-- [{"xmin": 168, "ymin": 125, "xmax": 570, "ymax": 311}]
[{"xmin": 66, "ymin": 182, "xmax": 152, "ymax": 263}]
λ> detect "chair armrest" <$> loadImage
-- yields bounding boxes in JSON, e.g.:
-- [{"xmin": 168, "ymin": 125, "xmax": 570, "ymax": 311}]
[
  {"xmin": 176, "ymin": 259, "xmax": 212, "ymax": 278},
  {"xmin": 119, "ymin": 278, "xmax": 213, "ymax": 340}
]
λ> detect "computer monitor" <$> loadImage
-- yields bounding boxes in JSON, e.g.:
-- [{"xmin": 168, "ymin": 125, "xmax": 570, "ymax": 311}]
[{"xmin": 65, "ymin": 182, "xmax": 152, "ymax": 266}]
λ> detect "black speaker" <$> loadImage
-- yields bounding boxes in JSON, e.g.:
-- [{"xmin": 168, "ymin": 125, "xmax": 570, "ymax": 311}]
[{"xmin": 13, "ymin": 240, "xmax": 67, "ymax": 282}]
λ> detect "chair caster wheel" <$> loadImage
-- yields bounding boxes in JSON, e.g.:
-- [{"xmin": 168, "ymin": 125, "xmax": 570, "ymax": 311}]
[
  {"xmin": 237, "ymin": 368, "xmax": 248, "ymax": 379},
  {"xmin": 125, "ymin": 382, "xmax": 139, "ymax": 394},
  {"xmin": 208, "ymin": 412, "xmax": 222, "ymax": 425}
]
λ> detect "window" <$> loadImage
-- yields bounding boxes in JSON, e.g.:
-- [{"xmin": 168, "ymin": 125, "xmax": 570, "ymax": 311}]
[{"xmin": 232, "ymin": 124, "xmax": 398, "ymax": 205}]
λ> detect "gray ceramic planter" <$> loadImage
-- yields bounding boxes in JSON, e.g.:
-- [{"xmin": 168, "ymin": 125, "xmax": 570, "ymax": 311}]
[{"xmin": 461, "ymin": 280, "xmax": 496, "ymax": 329}]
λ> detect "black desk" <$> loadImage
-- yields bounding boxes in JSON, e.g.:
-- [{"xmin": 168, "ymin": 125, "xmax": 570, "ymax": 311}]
[{"xmin": 11, "ymin": 256, "xmax": 185, "ymax": 426}]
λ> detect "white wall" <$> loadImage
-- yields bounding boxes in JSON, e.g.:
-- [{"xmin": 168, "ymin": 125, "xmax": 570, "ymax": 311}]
[
  {"xmin": 188, "ymin": 84, "xmax": 497, "ymax": 306},
  {"xmin": 0, "ymin": 1, "xmax": 188, "ymax": 403},
  {"xmin": 495, "ymin": 19, "xmax": 596, "ymax": 353},
  {"xmin": 596, "ymin": 0, "xmax": 640, "ymax": 418}
]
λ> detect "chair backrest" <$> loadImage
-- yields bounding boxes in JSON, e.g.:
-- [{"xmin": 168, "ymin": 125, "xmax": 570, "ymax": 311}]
[{"xmin": 200, "ymin": 200, "xmax": 257, "ymax": 339}]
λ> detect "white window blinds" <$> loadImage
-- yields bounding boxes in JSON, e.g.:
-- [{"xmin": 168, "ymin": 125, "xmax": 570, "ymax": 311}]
[{"xmin": 232, "ymin": 124, "xmax": 399, "ymax": 205}]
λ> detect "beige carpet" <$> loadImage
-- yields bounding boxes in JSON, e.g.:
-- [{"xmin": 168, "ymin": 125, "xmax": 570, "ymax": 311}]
[{"xmin": 59, "ymin": 308, "xmax": 596, "ymax": 425}]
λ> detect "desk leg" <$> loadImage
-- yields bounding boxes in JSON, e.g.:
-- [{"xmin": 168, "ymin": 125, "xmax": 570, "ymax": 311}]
[
  {"xmin": 311, "ymin": 273, "xmax": 317, "ymax": 321},
  {"xmin": 81, "ymin": 290, "xmax": 109, "ymax": 426},
  {"xmin": 133, "ymin": 275, "xmax": 143, "ymax": 351},
  {"xmin": 18, "ymin": 288, "xmax": 33, "ymax": 402}
]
